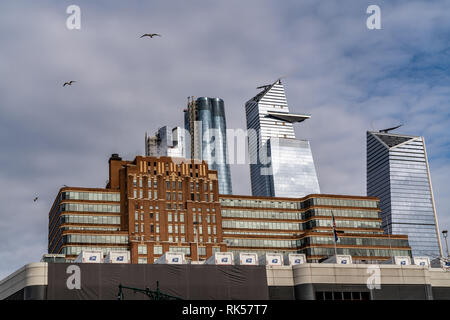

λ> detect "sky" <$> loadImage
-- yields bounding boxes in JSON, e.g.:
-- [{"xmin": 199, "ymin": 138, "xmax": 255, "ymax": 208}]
[{"xmin": 0, "ymin": 0, "xmax": 449, "ymax": 279}]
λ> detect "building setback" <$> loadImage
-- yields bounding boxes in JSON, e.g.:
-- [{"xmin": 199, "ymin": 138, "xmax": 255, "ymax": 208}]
[
  {"xmin": 48, "ymin": 154, "xmax": 411, "ymax": 263},
  {"xmin": 245, "ymin": 79, "xmax": 320, "ymax": 198},
  {"xmin": 367, "ymin": 131, "xmax": 442, "ymax": 259}
]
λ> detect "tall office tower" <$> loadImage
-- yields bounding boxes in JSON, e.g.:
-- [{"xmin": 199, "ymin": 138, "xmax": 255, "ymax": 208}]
[
  {"xmin": 145, "ymin": 126, "xmax": 186, "ymax": 158},
  {"xmin": 367, "ymin": 131, "xmax": 442, "ymax": 258},
  {"xmin": 245, "ymin": 79, "xmax": 320, "ymax": 198},
  {"xmin": 184, "ymin": 97, "xmax": 232, "ymax": 195}
]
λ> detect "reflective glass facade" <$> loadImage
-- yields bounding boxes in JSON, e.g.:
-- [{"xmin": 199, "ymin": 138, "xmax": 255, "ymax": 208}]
[
  {"xmin": 184, "ymin": 97, "xmax": 232, "ymax": 194},
  {"xmin": 269, "ymin": 138, "xmax": 321, "ymax": 198},
  {"xmin": 245, "ymin": 79, "xmax": 320, "ymax": 197},
  {"xmin": 367, "ymin": 131, "xmax": 442, "ymax": 258}
]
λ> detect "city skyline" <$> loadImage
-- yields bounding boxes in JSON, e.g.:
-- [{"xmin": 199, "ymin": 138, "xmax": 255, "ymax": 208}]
[{"xmin": 0, "ymin": 0, "xmax": 449, "ymax": 280}]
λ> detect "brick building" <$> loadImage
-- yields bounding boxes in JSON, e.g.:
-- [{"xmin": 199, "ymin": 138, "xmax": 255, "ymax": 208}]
[{"xmin": 48, "ymin": 154, "xmax": 411, "ymax": 263}]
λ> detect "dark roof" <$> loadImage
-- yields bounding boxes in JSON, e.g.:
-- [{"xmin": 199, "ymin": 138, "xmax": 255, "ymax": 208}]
[{"xmin": 374, "ymin": 133, "xmax": 413, "ymax": 148}]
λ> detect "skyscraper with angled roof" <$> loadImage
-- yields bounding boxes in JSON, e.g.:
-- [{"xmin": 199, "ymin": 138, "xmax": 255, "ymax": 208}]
[
  {"xmin": 367, "ymin": 131, "xmax": 442, "ymax": 258},
  {"xmin": 245, "ymin": 79, "xmax": 320, "ymax": 198}
]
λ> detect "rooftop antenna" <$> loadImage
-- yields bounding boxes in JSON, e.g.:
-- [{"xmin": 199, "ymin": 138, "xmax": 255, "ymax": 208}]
[{"xmin": 379, "ymin": 124, "xmax": 403, "ymax": 133}]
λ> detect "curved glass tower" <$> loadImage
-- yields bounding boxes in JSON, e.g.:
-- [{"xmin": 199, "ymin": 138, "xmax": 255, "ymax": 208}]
[{"xmin": 184, "ymin": 97, "xmax": 233, "ymax": 194}]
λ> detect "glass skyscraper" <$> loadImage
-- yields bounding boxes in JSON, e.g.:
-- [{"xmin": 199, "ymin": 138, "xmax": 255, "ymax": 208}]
[
  {"xmin": 184, "ymin": 97, "xmax": 233, "ymax": 195},
  {"xmin": 245, "ymin": 79, "xmax": 321, "ymax": 198},
  {"xmin": 367, "ymin": 131, "xmax": 442, "ymax": 258}
]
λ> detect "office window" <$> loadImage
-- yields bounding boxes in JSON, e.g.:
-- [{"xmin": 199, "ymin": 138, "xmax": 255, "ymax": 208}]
[
  {"xmin": 174, "ymin": 213, "xmax": 178, "ymax": 222},
  {"xmin": 181, "ymin": 225, "xmax": 185, "ymax": 234},
  {"xmin": 156, "ymin": 213, "xmax": 159, "ymax": 221},
  {"xmin": 168, "ymin": 225, "xmax": 173, "ymax": 233},
  {"xmin": 138, "ymin": 258, "xmax": 147, "ymax": 264},
  {"xmin": 150, "ymin": 224, "xmax": 154, "ymax": 233},
  {"xmin": 138, "ymin": 245, "xmax": 147, "ymax": 255},
  {"xmin": 154, "ymin": 245, "xmax": 162, "ymax": 254}
]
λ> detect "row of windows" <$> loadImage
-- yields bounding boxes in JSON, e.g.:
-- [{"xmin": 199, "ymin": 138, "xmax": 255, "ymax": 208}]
[
  {"xmin": 222, "ymin": 220, "xmax": 301, "ymax": 231},
  {"xmin": 224, "ymin": 238, "xmax": 298, "ymax": 248},
  {"xmin": 304, "ymin": 236, "xmax": 409, "ymax": 247},
  {"xmin": 61, "ymin": 226, "xmax": 120, "ymax": 232},
  {"xmin": 61, "ymin": 203, "xmax": 120, "ymax": 213},
  {"xmin": 221, "ymin": 208, "xmax": 380, "ymax": 221},
  {"xmin": 220, "ymin": 198, "xmax": 298, "ymax": 209},
  {"xmin": 301, "ymin": 247, "xmax": 411, "ymax": 257},
  {"xmin": 304, "ymin": 198, "xmax": 379, "ymax": 209},
  {"xmin": 62, "ymin": 234, "xmax": 128, "ymax": 244},
  {"xmin": 61, "ymin": 246, "xmax": 129, "ymax": 256},
  {"xmin": 222, "ymin": 219, "xmax": 381, "ymax": 231},
  {"xmin": 62, "ymin": 191, "xmax": 120, "ymax": 202},
  {"xmin": 305, "ymin": 219, "xmax": 381, "ymax": 230},
  {"xmin": 223, "ymin": 230, "xmax": 295, "ymax": 237},
  {"xmin": 61, "ymin": 214, "xmax": 120, "ymax": 225}
]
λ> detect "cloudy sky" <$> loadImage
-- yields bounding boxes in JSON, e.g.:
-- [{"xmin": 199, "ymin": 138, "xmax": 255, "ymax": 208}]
[{"xmin": 0, "ymin": 0, "xmax": 449, "ymax": 278}]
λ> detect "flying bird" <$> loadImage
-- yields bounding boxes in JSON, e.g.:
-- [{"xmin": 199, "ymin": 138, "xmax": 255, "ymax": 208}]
[
  {"xmin": 33, "ymin": 196, "xmax": 39, "ymax": 202},
  {"xmin": 379, "ymin": 124, "xmax": 403, "ymax": 133},
  {"xmin": 63, "ymin": 81, "xmax": 76, "ymax": 87},
  {"xmin": 140, "ymin": 33, "xmax": 161, "ymax": 38}
]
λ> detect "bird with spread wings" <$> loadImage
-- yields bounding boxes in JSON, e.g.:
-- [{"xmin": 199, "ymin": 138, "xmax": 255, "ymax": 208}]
[
  {"xmin": 140, "ymin": 33, "xmax": 161, "ymax": 38},
  {"xmin": 63, "ymin": 80, "xmax": 76, "ymax": 87}
]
